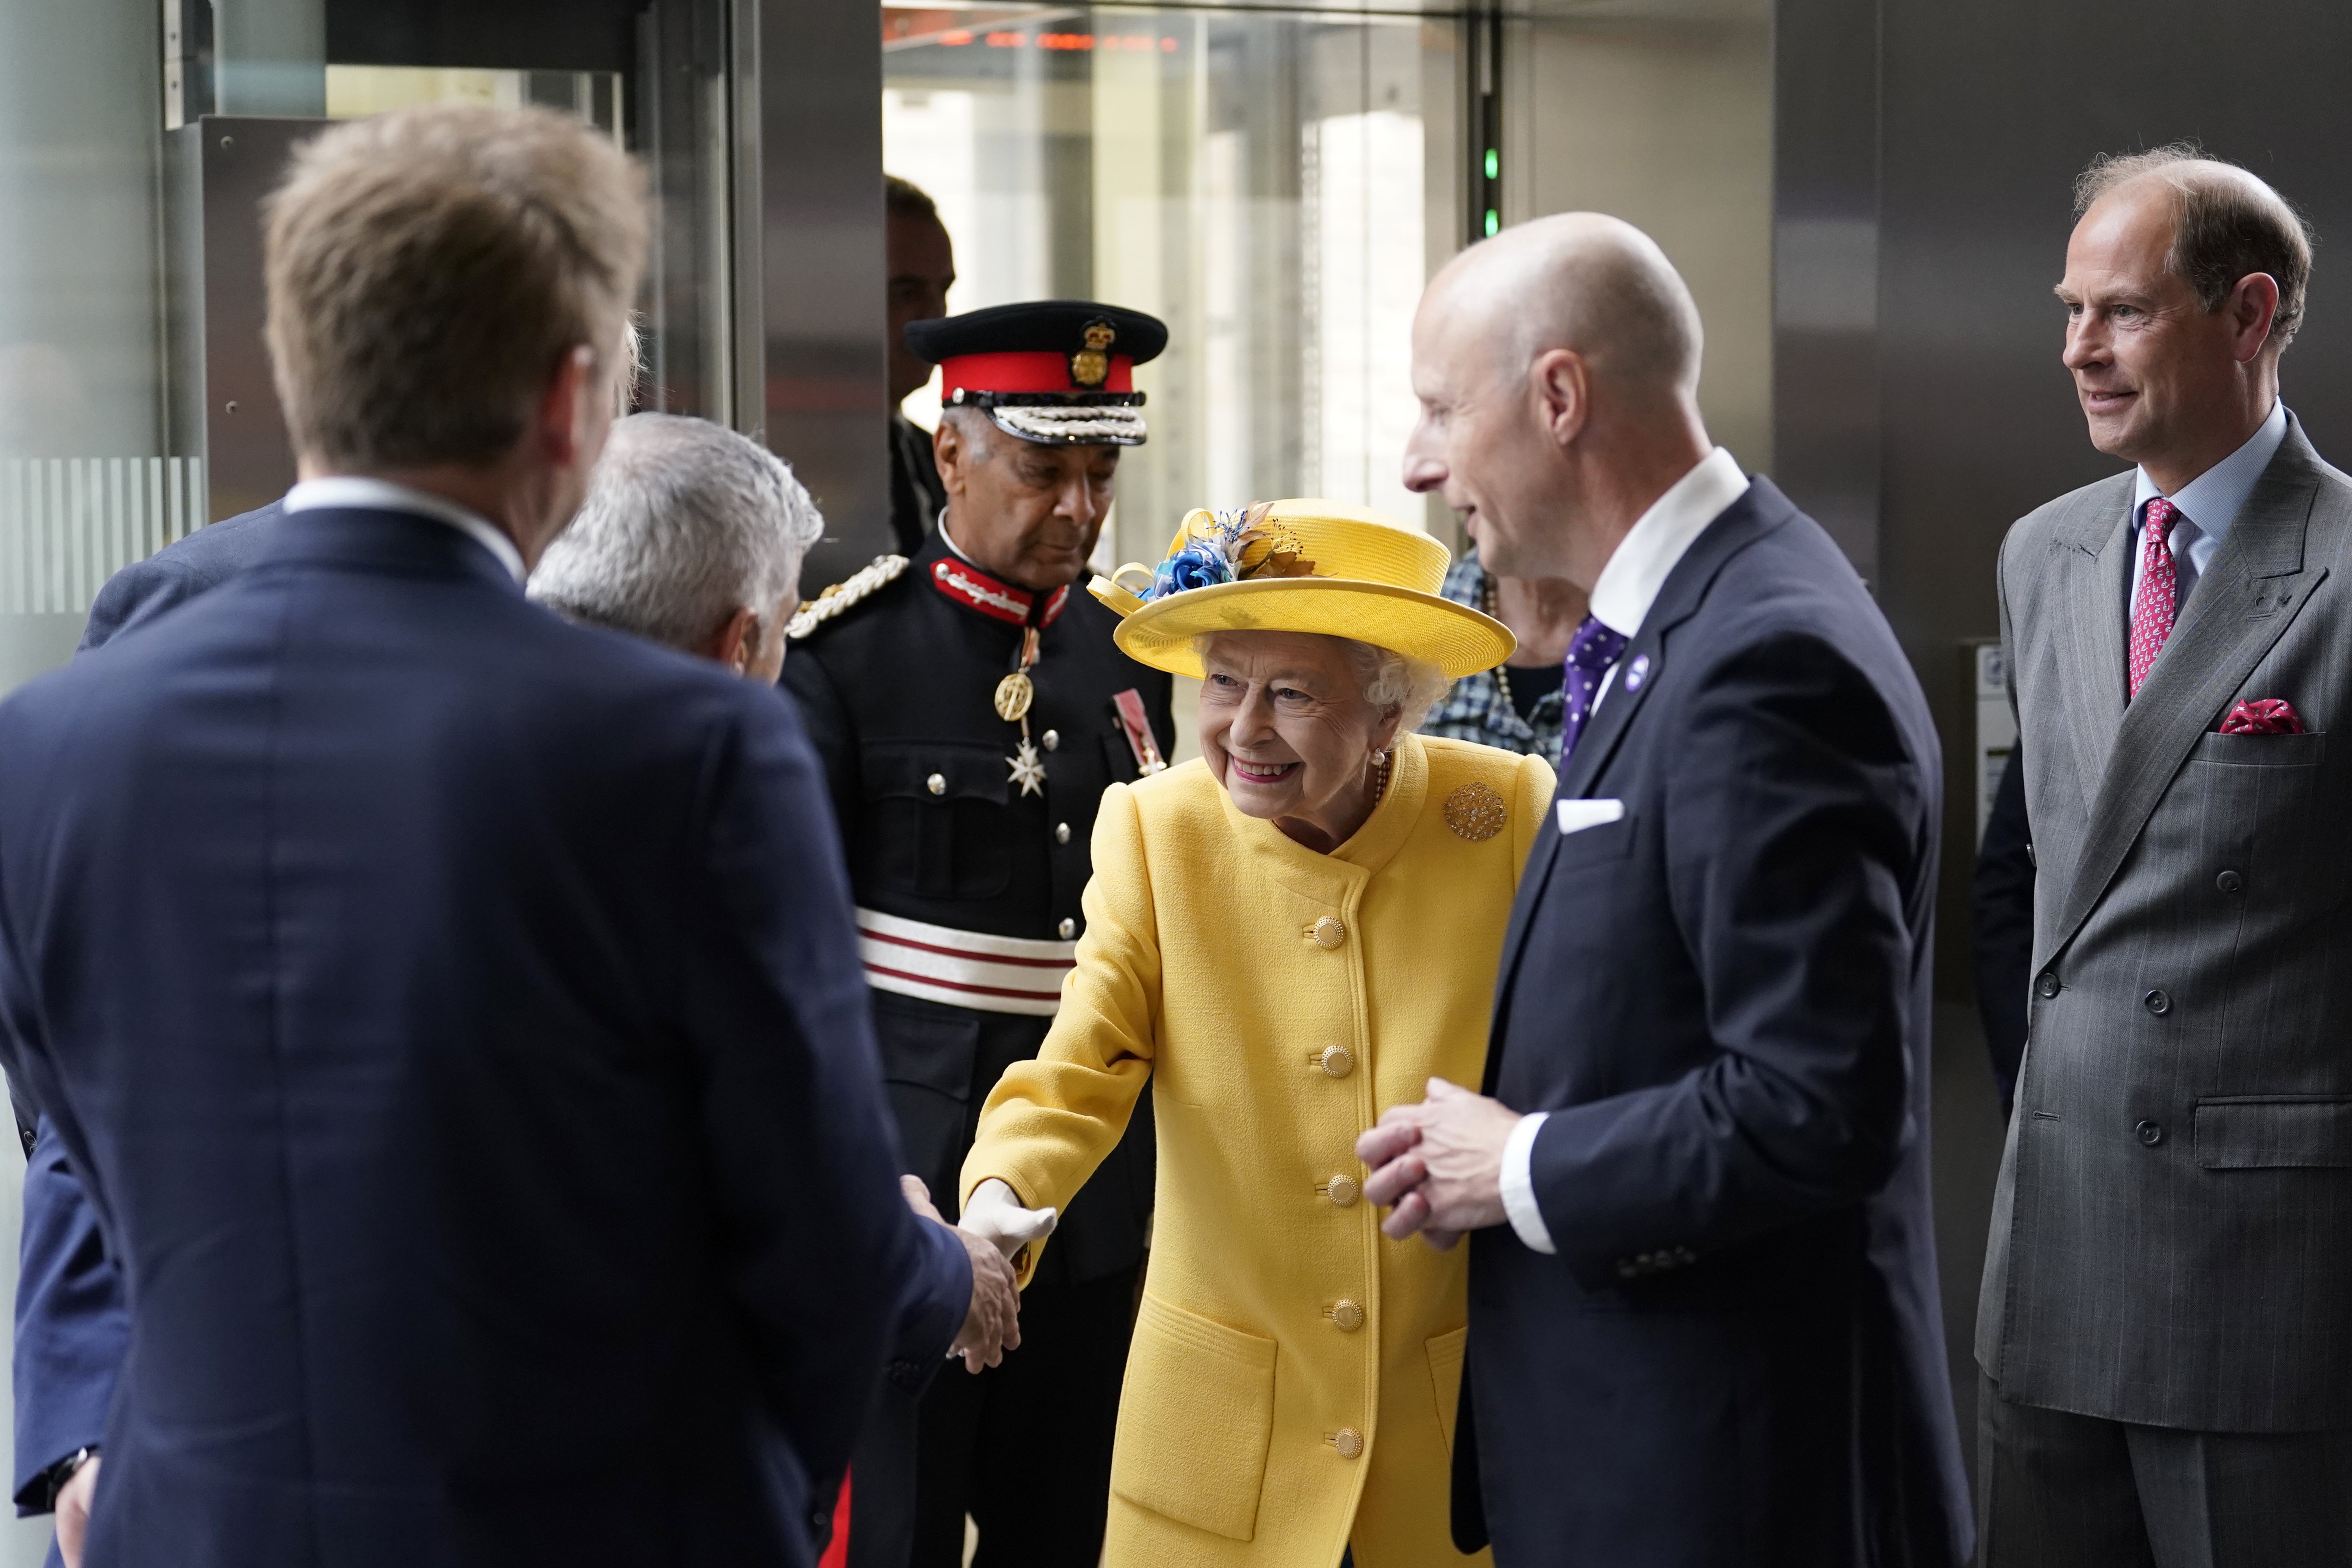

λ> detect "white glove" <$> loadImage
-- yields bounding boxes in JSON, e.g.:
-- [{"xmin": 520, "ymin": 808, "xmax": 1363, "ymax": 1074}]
[{"xmin": 960, "ymin": 1178, "xmax": 1058, "ymax": 1262}]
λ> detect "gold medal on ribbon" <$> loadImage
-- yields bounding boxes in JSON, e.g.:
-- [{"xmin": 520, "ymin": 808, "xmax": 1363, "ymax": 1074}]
[{"xmin": 994, "ymin": 671, "xmax": 1035, "ymax": 722}]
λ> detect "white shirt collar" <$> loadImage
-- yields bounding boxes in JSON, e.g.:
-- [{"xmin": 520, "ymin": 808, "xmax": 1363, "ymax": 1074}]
[
  {"xmin": 2130, "ymin": 399, "xmax": 2288, "ymax": 546},
  {"xmin": 1586, "ymin": 446, "xmax": 1749, "ymax": 640},
  {"xmin": 282, "ymin": 476, "xmax": 527, "ymax": 583},
  {"xmin": 939, "ymin": 509, "xmax": 976, "ymax": 565}
]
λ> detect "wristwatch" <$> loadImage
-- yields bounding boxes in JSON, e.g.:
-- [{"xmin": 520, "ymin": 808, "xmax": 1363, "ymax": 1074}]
[{"xmin": 36, "ymin": 1446, "xmax": 96, "ymax": 1512}]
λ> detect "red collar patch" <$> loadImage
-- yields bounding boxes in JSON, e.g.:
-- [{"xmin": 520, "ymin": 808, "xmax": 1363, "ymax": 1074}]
[{"xmin": 930, "ymin": 558, "xmax": 1071, "ymax": 628}]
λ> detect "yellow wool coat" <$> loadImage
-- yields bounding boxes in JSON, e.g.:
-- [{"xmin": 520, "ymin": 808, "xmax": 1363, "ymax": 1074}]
[{"xmin": 962, "ymin": 733, "xmax": 1555, "ymax": 1568}]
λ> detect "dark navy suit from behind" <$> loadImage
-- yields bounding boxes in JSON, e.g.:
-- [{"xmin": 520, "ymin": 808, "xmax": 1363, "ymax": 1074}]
[
  {"xmin": 1458, "ymin": 479, "xmax": 1972, "ymax": 1565},
  {"xmin": 12, "ymin": 502, "xmax": 282, "ymax": 1521},
  {"xmin": 0, "ymin": 507, "xmax": 946, "ymax": 1568}
]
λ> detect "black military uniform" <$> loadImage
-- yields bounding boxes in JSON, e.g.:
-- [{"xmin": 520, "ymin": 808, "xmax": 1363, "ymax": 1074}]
[{"xmin": 783, "ymin": 301, "xmax": 1173, "ymax": 1568}]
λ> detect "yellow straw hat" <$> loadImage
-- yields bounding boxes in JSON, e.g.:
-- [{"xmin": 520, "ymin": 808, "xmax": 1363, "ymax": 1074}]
[{"xmin": 1091, "ymin": 499, "xmax": 1514, "ymax": 679}]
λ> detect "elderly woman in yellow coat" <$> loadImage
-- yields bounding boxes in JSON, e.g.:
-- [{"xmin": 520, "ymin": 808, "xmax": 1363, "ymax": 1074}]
[{"xmin": 957, "ymin": 501, "xmax": 1554, "ymax": 1568}]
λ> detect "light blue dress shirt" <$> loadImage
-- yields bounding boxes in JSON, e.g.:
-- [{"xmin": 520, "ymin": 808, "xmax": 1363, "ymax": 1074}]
[{"xmin": 2127, "ymin": 399, "xmax": 2288, "ymax": 621}]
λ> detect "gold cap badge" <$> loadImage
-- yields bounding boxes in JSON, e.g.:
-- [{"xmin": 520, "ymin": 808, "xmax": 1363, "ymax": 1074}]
[{"xmin": 1069, "ymin": 318, "xmax": 1116, "ymax": 388}]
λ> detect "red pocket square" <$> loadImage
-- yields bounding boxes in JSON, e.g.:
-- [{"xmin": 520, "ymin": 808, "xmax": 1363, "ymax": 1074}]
[{"xmin": 2220, "ymin": 699, "xmax": 2306, "ymax": 735}]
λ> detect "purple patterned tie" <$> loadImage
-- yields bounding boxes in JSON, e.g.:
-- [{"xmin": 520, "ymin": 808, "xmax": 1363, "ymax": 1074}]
[{"xmin": 1560, "ymin": 614, "xmax": 1629, "ymax": 763}]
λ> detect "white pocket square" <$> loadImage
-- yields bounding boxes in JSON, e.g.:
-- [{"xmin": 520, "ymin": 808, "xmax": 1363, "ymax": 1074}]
[{"xmin": 1556, "ymin": 799, "xmax": 1625, "ymax": 835}]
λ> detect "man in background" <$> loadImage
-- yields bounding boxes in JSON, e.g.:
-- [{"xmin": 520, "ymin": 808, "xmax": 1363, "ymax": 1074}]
[
  {"xmin": 1982, "ymin": 145, "xmax": 2352, "ymax": 1567},
  {"xmin": 886, "ymin": 176, "xmax": 955, "ymax": 555},
  {"xmin": 10, "ymin": 494, "xmax": 280, "ymax": 1563},
  {"xmin": 0, "ymin": 103, "xmax": 947, "ymax": 1567},
  {"xmin": 1971, "ymin": 747, "xmax": 2033, "ymax": 1113}
]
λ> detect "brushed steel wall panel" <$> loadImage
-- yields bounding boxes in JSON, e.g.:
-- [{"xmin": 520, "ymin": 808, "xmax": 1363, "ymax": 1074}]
[{"xmin": 759, "ymin": 0, "xmax": 890, "ymax": 592}]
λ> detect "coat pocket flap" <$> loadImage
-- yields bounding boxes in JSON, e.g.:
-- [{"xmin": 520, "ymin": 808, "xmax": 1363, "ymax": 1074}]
[
  {"xmin": 2189, "ymin": 728, "xmax": 2327, "ymax": 768},
  {"xmin": 1550, "ymin": 811, "xmax": 1637, "ymax": 870},
  {"xmin": 1111, "ymin": 1294, "xmax": 1277, "ymax": 1541},
  {"xmin": 862, "ymin": 740, "xmax": 1011, "ymax": 804},
  {"xmin": 2193, "ymin": 1096, "xmax": 2352, "ymax": 1169},
  {"xmin": 1426, "ymin": 1324, "xmax": 1468, "ymax": 1456},
  {"xmin": 869, "ymin": 993, "xmax": 981, "ymax": 1098}
]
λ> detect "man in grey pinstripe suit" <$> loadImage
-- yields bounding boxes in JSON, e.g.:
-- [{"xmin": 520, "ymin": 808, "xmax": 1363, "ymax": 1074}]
[{"xmin": 1982, "ymin": 144, "xmax": 2352, "ymax": 1565}]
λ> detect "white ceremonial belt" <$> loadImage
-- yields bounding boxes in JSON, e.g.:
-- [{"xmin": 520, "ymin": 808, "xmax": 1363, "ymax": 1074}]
[{"xmin": 855, "ymin": 908, "xmax": 1076, "ymax": 1018}]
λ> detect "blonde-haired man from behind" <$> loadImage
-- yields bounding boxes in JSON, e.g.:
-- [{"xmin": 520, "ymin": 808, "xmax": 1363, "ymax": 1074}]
[{"xmin": 0, "ymin": 102, "xmax": 965, "ymax": 1568}]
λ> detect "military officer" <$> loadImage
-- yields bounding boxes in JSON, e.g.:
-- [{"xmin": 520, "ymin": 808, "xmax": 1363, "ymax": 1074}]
[{"xmin": 783, "ymin": 299, "xmax": 1174, "ymax": 1568}]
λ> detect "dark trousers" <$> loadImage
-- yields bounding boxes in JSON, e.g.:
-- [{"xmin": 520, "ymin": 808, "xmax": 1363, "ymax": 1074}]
[
  {"xmin": 1978, "ymin": 1375, "xmax": 2352, "ymax": 1568},
  {"xmin": 845, "ymin": 1266, "xmax": 1133, "ymax": 1568}
]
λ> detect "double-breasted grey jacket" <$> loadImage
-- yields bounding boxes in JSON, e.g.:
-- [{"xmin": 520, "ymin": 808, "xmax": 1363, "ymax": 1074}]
[{"xmin": 1980, "ymin": 414, "xmax": 2352, "ymax": 1432}]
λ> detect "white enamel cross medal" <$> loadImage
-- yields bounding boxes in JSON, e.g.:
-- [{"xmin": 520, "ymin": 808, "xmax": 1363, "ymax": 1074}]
[{"xmin": 1008, "ymin": 737, "xmax": 1047, "ymax": 797}]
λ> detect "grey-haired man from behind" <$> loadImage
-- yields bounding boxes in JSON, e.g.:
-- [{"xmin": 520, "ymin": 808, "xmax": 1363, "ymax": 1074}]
[
  {"xmin": 533, "ymin": 410, "xmax": 1024, "ymax": 1390},
  {"xmin": 1984, "ymin": 145, "xmax": 2352, "ymax": 1566}
]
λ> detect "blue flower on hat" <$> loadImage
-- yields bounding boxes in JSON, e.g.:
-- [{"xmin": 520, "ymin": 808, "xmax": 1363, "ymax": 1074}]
[{"xmin": 1151, "ymin": 542, "xmax": 1234, "ymax": 599}]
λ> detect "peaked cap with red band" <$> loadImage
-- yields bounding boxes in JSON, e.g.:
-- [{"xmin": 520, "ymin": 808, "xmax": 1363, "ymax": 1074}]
[{"xmin": 906, "ymin": 299, "xmax": 1167, "ymax": 447}]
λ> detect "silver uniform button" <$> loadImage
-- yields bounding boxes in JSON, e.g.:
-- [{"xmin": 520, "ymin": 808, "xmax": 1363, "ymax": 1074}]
[
  {"xmin": 926, "ymin": 773, "xmax": 946, "ymax": 796},
  {"xmin": 1042, "ymin": 729, "xmax": 1060, "ymax": 751},
  {"xmin": 1058, "ymin": 917, "xmax": 1076, "ymax": 940},
  {"xmin": 1055, "ymin": 822, "xmax": 1072, "ymax": 844}
]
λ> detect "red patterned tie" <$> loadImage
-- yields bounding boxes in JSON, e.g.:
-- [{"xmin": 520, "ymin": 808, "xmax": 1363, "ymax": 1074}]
[{"xmin": 2127, "ymin": 497, "xmax": 2180, "ymax": 700}]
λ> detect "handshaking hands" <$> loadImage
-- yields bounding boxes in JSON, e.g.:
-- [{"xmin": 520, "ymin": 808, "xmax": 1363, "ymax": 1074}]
[
  {"xmin": 899, "ymin": 1176, "xmax": 1018, "ymax": 1374},
  {"xmin": 898, "ymin": 1176, "xmax": 1058, "ymax": 1375},
  {"xmin": 1356, "ymin": 1077, "xmax": 1523, "ymax": 1248}
]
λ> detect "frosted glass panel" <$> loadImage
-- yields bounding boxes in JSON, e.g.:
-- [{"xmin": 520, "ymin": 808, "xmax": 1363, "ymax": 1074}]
[{"xmin": 884, "ymin": 5, "xmax": 1460, "ymax": 563}]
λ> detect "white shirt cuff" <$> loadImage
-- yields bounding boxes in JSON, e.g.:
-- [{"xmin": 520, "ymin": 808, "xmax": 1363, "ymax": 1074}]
[{"xmin": 1499, "ymin": 1111, "xmax": 1557, "ymax": 1254}]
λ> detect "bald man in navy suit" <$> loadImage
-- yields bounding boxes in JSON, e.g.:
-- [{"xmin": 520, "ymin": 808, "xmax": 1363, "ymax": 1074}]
[{"xmin": 1362, "ymin": 214, "xmax": 1968, "ymax": 1567}]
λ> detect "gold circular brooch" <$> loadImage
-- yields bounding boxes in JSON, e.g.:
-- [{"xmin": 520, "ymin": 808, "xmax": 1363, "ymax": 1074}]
[
  {"xmin": 993, "ymin": 671, "xmax": 1035, "ymax": 722},
  {"xmin": 1444, "ymin": 781, "xmax": 1507, "ymax": 842}
]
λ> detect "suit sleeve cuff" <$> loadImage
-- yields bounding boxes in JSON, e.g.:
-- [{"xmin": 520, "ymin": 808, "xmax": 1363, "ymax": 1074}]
[
  {"xmin": 901, "ymin": 1220, "xmax": 971, "ymax": 1366},
  {"xmin": 1500, "ymin": 1111, "xmax": 1557, "ymax": 1254}
]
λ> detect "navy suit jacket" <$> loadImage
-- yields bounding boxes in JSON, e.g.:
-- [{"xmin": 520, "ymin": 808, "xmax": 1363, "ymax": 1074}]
[
  {"xmin": 0, "ymin": 506, "xmax": 959, "ymax": 1567},
  {"xmin": 11, "ymin": 503, "xmax": 282, "ymax": 1515},
  {"xmin": 1458, "ymin": 479, "xmax": 1972, "ymax": 1566}
]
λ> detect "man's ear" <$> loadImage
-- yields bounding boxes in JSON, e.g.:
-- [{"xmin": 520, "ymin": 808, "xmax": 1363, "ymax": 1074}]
[
  {"xmin": 1530, "ymin": 347, "xmax": 1590, "ymax": 448},
  {"xmin": 699, "ymin": 605, "xmax": 760, "ymax": 673},
  {"xmin": 933, "ymin": 414, "xmax": 970, "ymax": 499},
  {"xmin": 2230, "ymin": 271, "xmax": 2283, "ymax": 364},
  {"xmin": 537, "ymin": 344, "xmax": 603, "ymax": 469}
]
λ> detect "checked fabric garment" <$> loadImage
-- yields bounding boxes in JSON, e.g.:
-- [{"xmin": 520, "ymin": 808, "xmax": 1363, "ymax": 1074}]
[
  {"xmin": 2127, "ymin": 496, "xmax": 2181, "ymax": 699},
  {"xmin": 1561, "ymin": 613, "xmax": 1629, "ymax": 762}
]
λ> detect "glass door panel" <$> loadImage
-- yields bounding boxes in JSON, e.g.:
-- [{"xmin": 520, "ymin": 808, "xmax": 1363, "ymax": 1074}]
[{"xmin": 883, "ymin": 4, "xmax": 1460, "ymax": 568}]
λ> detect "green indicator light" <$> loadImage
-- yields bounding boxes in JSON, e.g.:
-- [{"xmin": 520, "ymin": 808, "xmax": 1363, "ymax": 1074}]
[
  {"xmin": 1484, "ymin": 149, "xmax": 1499, "ymax": 180},
  {"xmin": 1484, "ymin": 208, "xmax": 1500, "ymax": 237}
]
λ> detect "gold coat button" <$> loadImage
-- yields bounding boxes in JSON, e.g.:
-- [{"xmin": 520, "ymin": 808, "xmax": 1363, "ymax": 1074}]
[
  {"xmin": 1319, "ymin": 1045, "xmax": 1354, "ymax": 1078},
  {"xmin": 1312, "ymin": 916, "xmax": 1346, "ymax": 949},
  {"xmin": 1334, "ymin": 1428, "xmax": 1364, "ymax": 1459},
  {"xmin": 1331, "ymin": 1299, "xmax": 1365, "ymax": 1332},
  {"xmin": 1058, "ymin": 918, "xmax": 1076, "ymax": 940},
  {"xmin": 1327, "ymin": 1175, "xmax": 1360, "ymax": 1207},
  {"xmin": 926, "ymin": 773, "xmax": 947, "ymax": 796}
]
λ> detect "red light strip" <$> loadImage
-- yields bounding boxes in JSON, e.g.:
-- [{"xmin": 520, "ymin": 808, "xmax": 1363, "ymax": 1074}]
[{"xmin": 936, "ymin": 30, "xmax": 1178, "ymax": 51}]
